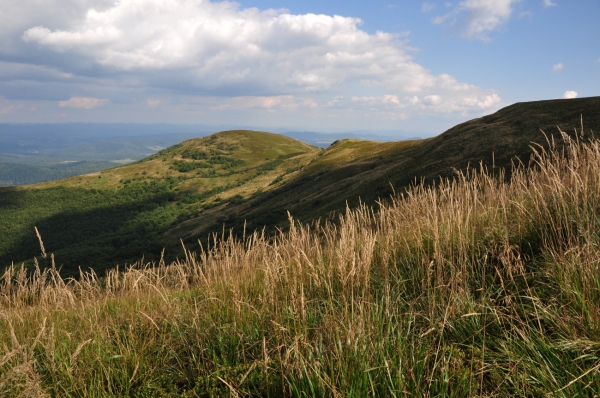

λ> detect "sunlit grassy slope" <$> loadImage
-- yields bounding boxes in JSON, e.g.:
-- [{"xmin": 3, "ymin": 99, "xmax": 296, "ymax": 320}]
[
  {"xmin": 38, "ymin": 130, "xmax": 317, "ymax": 193},
  {"xmin": 1, "ymin": 97, "xmax": 600, "ymax": 274}
]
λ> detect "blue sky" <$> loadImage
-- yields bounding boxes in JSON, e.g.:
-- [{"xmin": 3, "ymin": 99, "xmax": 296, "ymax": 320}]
[{"xmin": 0, "ymin": 0, "xmax": 598, "ymax": 136}]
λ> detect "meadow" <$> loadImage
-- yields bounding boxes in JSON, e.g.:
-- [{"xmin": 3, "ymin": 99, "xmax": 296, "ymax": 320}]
[{"xmin": 1, "ymin": 127, "xmax": 600, "ymax": 396}]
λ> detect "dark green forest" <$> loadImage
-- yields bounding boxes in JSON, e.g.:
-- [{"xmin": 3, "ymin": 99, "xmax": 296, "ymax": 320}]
[{"xmin": 0, "ymin": 183, "xmax": 181, "ymax": 276}]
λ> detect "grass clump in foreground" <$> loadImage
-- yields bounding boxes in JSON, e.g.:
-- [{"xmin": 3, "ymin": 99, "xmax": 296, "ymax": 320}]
[{"xmin": 2, "ymin": 128, "xmax": 600, "ymax": 397}]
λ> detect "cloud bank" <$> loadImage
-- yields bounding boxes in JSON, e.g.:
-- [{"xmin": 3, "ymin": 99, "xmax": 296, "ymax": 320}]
[{"xmin": 0, "ymin": 0, "xmax": 502, "ymax": 128}]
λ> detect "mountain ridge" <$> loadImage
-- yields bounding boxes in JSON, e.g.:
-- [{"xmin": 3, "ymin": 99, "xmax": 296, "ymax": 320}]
[
  {"xmin": 1, "ymin": 96, "xmax": 599, "ymax": 274},
  {"xmin": 169, "ymin": 97, "xmax": 600, "ymax": 243}
]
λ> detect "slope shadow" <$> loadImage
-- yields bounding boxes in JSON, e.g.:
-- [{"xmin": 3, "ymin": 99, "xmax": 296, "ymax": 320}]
[
  {"xmin": 1, "ymin": 185, "xmax": 176, "ymax": 277},
  {"xmin": 0, "ymin": 187, "xmax": 27, "ymax": 208}
]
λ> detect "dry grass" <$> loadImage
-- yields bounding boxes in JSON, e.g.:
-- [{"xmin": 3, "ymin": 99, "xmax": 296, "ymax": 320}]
[{"xmin": 1, "ymin": 128, "xmax": 600, "ymax": 396}]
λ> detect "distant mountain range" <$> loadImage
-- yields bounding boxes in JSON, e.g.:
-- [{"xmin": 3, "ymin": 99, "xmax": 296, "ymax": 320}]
[
  {"xmin": 283, "ymin": 131, "xmax": 422, "ymax": 147},
  {"xmin": 0, "ymin": 123, "xmax": 417, "ymax": 186}
]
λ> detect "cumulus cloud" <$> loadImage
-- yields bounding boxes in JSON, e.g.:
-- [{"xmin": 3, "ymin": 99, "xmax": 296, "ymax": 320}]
[
  {"xmin": 542, "ymin": 0, "xmax": 557, "ymax": 7},
  {"xmin": 349, "ymin": 90, "xmax": 500, "ymax": 114},
  {"xmin": 59, "ymin": 96, "xmax": 108, "ymax": 109},
  {"xmin": 434, "ymin": 0, "xmax": 519, "ymax": 41},
  {"xmin": 351, "ymin": 95, "xmax": 400, "ymax": 105},
  {"xmin": 551, "ymin": 63, "xmax": 563, "ymax": 72},
  {"xmin": 0, "ymin": 0, "xmax": 502, "ymax": 123},
  {"xmin": 563, "ymin": 91, "xmax": 577, "ymax": 99},
  {"xmin": 417, "ymin": 92, "xmax": 500, "ymax": 112}
]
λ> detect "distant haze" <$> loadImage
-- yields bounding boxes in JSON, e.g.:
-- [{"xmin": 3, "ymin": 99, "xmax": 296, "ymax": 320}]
[{"xmin": 0, "ymin": 123, "xmax": 425, "ymax": 155}]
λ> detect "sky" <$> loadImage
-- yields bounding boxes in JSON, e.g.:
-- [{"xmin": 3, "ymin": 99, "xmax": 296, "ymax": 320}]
[{"xmin": 0, "ymin": 0, "xmax": 598, "ymax": 136}]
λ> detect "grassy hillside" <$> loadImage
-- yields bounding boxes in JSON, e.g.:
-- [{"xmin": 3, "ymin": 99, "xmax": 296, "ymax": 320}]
[
  {"xmin": 171, "ymin": 96, "xmax": 600, "ymax": 241},
  {"xmin": 1, "ymin": 97, "xmax": 600, "ymax": 275},
  {"xmin": 0, "ymin": 131, "xmax": 318, "ymax": 274},
  {"xmin": 2, "ymin": 134, "xmax": 600, "ymax": 396}
]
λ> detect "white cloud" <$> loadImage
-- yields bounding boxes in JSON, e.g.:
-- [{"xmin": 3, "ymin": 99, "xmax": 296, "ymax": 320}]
[
  {"xmin": 347, "ymin": 90, "xmax": 500, "ymax": 114},
  {"xmin": 351, "ymin": 95, "xmax": 400, "ymax": 105},
  {"xmin": 552, "ymin": 62, "xmax": 563, "ymax": 72},
  {"xmin": 59, "ymin": 96, "xmax": 108, "ymax": 109},
  {"xmin": 542, "ymin": 0, "xmax": 557, "ymax": 7},
  {"xmin": 0, "ymin": 105, "xmax": 23, "ymax": 115},
  {"xmin": 424, "ymin": 94, "xmax": 442, "ymax": 105},
  {"xmin": 563, "ymin": 91, "xmax": 577, "ymax": 99},
  {"xmin": 147, "ymin": 99, "xmax": 161, "ymax": 108},
  {"xmin": 214, "ymin": 95, "xmax": 317, "ymax": 111},
  {"xmin": 422, "ymin": 2, "xmax": 437, "ymax": 12},
  {"xmin": 1, "ymin": 0, "xmax": 502, "ymax": 123},
  {"xmin": 434, "ymin": 0, "xmax": 520, "ymax": 41},
  {"xmin": 595, "ymin": 58, "xmax": 600, "ymax": 63},
  {"xmin": 418, "ymin": 92, "xmax": 501, "ymax": 112},
  {"xmin": 433, "ymin": 14, "xmax": 451, "ymax": 25}
]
